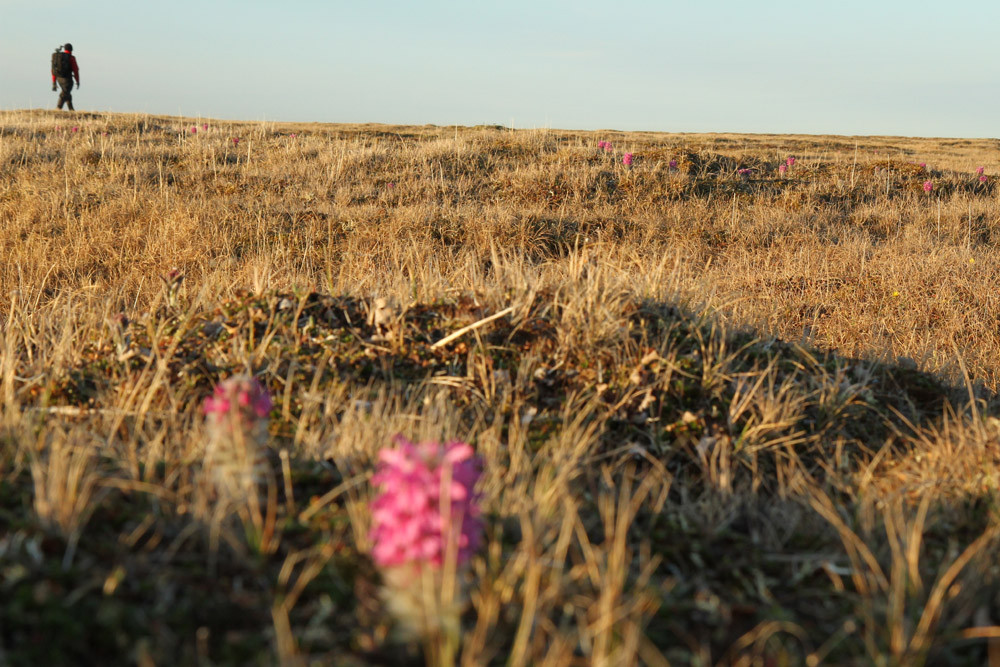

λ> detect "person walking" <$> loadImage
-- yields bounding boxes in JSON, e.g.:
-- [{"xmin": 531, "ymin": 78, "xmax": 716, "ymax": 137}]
[{"xmin": 51, "ymin": 43, "xmax": 80, "ymax": 111}]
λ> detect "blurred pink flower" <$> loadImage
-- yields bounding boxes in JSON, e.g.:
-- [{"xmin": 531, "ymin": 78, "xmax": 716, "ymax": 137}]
[
  {"xmin": 919, "ymin": 162, "xmax": 926, "ymax": 169},
  {"xmin": 232, "ymin": 137, "xmax": 240, "ymax": 145},
  {"xmin": 603, "ymin": 142, "xmax": 613, "ymax": 152},
  {"xmin": 778, "ymin": 164, "xmax": 788, "ymax": 175},
  {"xmin": 203, "ymin": 375, "xmax": 273, "ymax": 424},
  {"xmin": 597, "ymin": 141, "xmax": 607, "ymax": 149},
  {"xmin": 980, "ymin": 175, "xmax": 988, "ymax": 183},
  {"xmin": 369, "ymin": 436, "xmax": 483, "ymax": 569},
  {"xmin": 977, "ymin": 166, "xmax": 985, "ymax": 175},
  {"xmin": 203, "ymin": 375, "xmax": 272, "ymax": 455},
  {"xmin": 622, "ymin": 152, "xmax": 633, "ymax": 166},
  {"xmin": 668, "ymin": 159, "xmax": 678, "ymax": 169},
  {"xmin": 786, "ymin": 157, "xmax": 795, "ymax": 166},
  {"xmin": 289, "ymin": 133, "xmax": 297, "ymax": 138},
  {"xmin": 923, "ymin": 180, "xmax": 933, "ymax": 193},
  {"xmin": 190, "ymin": 127, "xmax": 197, "ymax": 134},
  {"xmin": 202, "ymin": 123, "xmax": 209, "ymax": 131},
  {"xmin": 202, "ymin": 375, "xmax": 272, "ymax": 495}
]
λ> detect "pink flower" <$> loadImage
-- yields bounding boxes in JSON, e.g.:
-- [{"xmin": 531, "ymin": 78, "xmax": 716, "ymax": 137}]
[
  {"xmin": 738, "ymin": 168, "xmax": 752, "ymax": 178},
  {"xmin": 668, "ymin": 159, "xmax": 678, "ymax": 169},
  {"xmin": 778, "ymin": 164, "xmax": 788, "ymax": 174},
  {"xmin": 786, "ymin": 157, "xmax": 795, "ymax": 166},
  {"xmin": 369, "ymin": 436, "xmax": 483, "ymax": 569},
  {"xmin": 622, "ymin": 152, "xmax": 633, "ymax": 166},
  {"xmin": 202, "ymin": 123, "xmax": 209, "ymax": 131},
  {"xmin": 597, "ymin": 141, "xmax": 607, "ymax": 150},
  {"xmin": 919, "ymin": 162, "xmax": 926, "ymax": 169},
  {"xmin": 190, "ymin": 127, "xmax": 197, "ymax": 134},
  {"xmin": 202, "ymin": 375, "xmax": 273, "ymax": 457},
  {"xmin": 232, "ymin": 137, "xmax": 240, "ymax": 145},
  {"xmin": 977, "ymin": 166, "xmax": 985, "ymax": 175},
  {"xmin": 980, "ymin": 175, "xmax": 988, "ymax": 183},
  {"xmin": 603, "ymin": 142, "xmax": 613, "ymax": 152},
  {"xmin": 72, "ymin": 126, "xmax": 78, "ymax": 133},
  {"xmin": 203, "ymin": 375, "xmax": 273, "ymax": 423},
  {"xmin": 923, "ymin": 180, "xmax": 933, "ymax": 193},
  {"xmin": 289, "ymin": 133, "xmax": 297, "ymax": 138}
]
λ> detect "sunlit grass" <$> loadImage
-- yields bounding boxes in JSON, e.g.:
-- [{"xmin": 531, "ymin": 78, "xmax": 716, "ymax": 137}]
[{"xmin": 1, "ymin": 108, "xmax": 1000, "ymax": 664}]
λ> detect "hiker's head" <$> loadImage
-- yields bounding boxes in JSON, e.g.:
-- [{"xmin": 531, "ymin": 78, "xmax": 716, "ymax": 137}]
[{"xmin": 63, "ymin": 43, "xmax": 73, "ymax": 52}]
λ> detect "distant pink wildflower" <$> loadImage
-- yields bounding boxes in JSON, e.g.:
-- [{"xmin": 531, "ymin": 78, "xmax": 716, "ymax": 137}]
[
  {"xmin": 668, "ymin": 159, "xmax": 678, "ymax": 169},
  {"xmin": 603, "ymin": 142, "xmax": 613, "ymax": 152},
  {"xmin": 202, "ymin": 375, "xmax": 272, "ymax": 494},
  {"xmin": 738, "ymin": 168, "xmax": 752, "ymax": 177},
  {"xmin": 232, "ymin": 137, "xmax": 240, "ymax": 145},
  {"xmin": 977, "ymin": 166, "xmax": 985, "ymax": 175},
  {"xmin": 289, "ymin": 133, "xmax": 297, "ymax": 138},
  {"xmin": 919, "ymin": 162, "xmax": 926, "ymax": 169},
  {"xmin": 980, "ymin": 175, "xmax": 988, "ymax": 183},
  {"xmin": 923, "ymin": 180, "xmax": 933, "ymax": 193},
  {"xmin": 72, "ymin": 126, "xmax": 79, "ymax": 133},
  {"xmin": 190, "ymin": 127, "xmax": 197, "ymax": 134},
  {"xmin": 369, "ymin": 436, "xmax": 483, "ymax": 569},
  {"xmin": 622, "ymin": 152, "xmax": 633, "ymax": 166},
  {"xmin": 203, "ymin": 375, "xmax": 273, "ymax": 425},
  {"xmin": 597, "ymin": 141, "xmax": 607, "ymax": 150},
  {"xmin": 786, "ymin": 157, "xmax": 795, "ymax": 167},
  {"xmin": 778, "ymin": 163, "xmax": 788, "ymax": 175},
  {"xmin": 202, "ymin": 123, "xmax": 209, "ymax": 131}
]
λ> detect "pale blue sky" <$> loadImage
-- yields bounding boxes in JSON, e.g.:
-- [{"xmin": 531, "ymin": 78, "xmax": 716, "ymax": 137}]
[{"xmin": 2, "ymin": 0, "xmax": 998, "ymax": 137}]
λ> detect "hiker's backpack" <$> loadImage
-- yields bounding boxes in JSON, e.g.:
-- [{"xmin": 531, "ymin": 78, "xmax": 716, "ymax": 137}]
[{"xmin": 51, "ymin": 50, "xmax": 71, "ymax": 78}]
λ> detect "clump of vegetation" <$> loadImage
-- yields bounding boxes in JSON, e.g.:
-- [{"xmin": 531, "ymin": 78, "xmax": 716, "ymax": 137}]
[{"xmin": 2, "ymin": 109, "xmax": 1000, "ymax": 665}]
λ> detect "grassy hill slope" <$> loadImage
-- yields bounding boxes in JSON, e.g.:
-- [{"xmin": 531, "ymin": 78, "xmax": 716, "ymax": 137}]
[{"xmin": 2, "ymin": 110, "xmax": 1000, "ymax": 664}]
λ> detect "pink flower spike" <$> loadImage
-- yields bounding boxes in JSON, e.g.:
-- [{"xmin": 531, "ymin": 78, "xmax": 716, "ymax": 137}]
[
  {"xmin": 977, "ymin": 166, "xmax": 985, "ymax": 175},
  {"xmin": 923, "ymin": 180, "xmax": 933, "ymax": 193},
  {"xmin": 202, "ymin": 123, "xmax": 209, "ymax": 131},
  {"xmin": 786, "ymin": 157, "xmax": 795, "ymax": 166},
  {"xmin": 232, "ymin": 137, "xmax": 240, "ymax": 145},
  {"xmin": 72, "ymin": 126, "xmax": 78, "ymax": 133},
  {"xmin": 778, "ymin": 164, "xmax": 788, "ymax": 174},
  {"xmin": 622, "ymin": 152, "xmax": 633, "ymax": 166},
  {"xmin": 369, "ymin": 436, "xmax": 483, "ymax": 569},
  {"xmin": 597, "ymin": 140, "xmax": 607, "ymax": 150},
  {"xmin": 980, "ymin": 175, "xmax": 988, "ymax": 183},
  {"xmin": 919, "ymin": 162, "xmax": 926, "ymax": 169},
  {"xmin": 668, "ymin": 159, "xmax": 678, "ymax": 169},
  {"xmin": 289, "ymin": 133, "xmax": 297, "ymax": 138},
  {"xmin": 203, "ymin": 375, "xmax": 272, "ymax": 423}
]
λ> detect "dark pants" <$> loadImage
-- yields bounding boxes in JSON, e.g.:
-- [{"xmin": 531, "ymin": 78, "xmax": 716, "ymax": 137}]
[{"xmin": 56, "ymin": 77, "xmax": 74, "ymax": 111}]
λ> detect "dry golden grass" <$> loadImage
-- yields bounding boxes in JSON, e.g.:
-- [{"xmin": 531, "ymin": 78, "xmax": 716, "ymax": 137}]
[{"xmin": 2, "ymin": 108, "xmax": 1000, "ymax": 665}]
